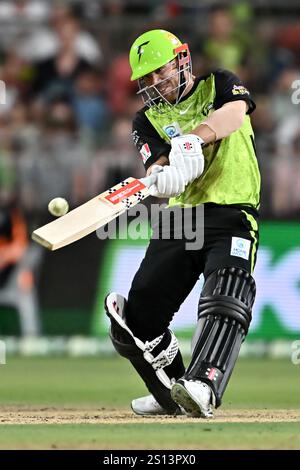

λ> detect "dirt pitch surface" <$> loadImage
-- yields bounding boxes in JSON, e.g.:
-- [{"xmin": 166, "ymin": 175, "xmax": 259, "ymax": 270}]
[{"xmin": 1, "ymin": 407, "xmax": 300, "ymax": 425}]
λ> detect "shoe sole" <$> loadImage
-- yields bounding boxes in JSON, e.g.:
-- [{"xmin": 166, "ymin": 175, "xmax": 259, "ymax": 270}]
[
  {"xmin": 171, "ymin": 383, "xmax": 213, "ymax": 418},
  {"xmin": 131, "ymin": 404, "xmax": 166, "ymax": 416},
  {"xmin": 131, "ymin": 403, "xmax": 184, "ymax": 417}
]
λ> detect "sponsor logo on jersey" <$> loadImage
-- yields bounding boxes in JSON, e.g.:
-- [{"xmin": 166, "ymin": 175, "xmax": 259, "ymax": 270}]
[
  {"xmin": 131, "ymin": 130, "xmax": 140, "ymax": 146},
  {"xmin": 179, "ymin": 102, "xmax": 193, "ymax": 115},
  {"xmin": 163, "ymin": 122, "xmax": 182, "ymax": 139},
  {"xmin": 140, "ymin": 143, "xmax": 152, "ymax": 163},
  {"xmin": 230, "ymin": 237, "xmax": 251, "ymax": 260},
  {"xmin": 232, "ymin": 84, "xmax": 250, "ymax": 96}
]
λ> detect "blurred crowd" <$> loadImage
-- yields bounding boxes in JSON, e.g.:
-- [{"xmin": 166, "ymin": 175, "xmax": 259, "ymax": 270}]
[
  {"xmin": 0, "ymin": 0, "xmax": 299, "ymax": 335},
  {"xmin": 0, "ymin": 0, "xmax": 300, "ymax": 237}
]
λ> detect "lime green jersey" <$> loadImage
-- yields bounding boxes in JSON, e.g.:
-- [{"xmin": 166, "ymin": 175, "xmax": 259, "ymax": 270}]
[{"xmin": 133, "ymin": 69, "xmax": 261, "ymax": 210}]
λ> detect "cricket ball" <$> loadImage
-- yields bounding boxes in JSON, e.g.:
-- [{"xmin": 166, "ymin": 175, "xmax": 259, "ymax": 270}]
[{"xmin": 48, "ymin": 197, "xmax": 69, "ymax": 217}]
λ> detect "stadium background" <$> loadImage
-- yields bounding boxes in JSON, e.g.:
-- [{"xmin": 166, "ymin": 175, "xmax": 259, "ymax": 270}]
[
  {"xmin": 0, "ymin": 0, "xmax": 300, "ymax": 451},
  {"xmin": 1, "ymin": 0, "xmax": 300, "ymax": 347}
]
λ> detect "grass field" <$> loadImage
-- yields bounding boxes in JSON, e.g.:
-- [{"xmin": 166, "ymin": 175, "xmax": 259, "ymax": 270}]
[{"xmin": 0, "ymin": 356, "xmax": 300, "ymax": 449}]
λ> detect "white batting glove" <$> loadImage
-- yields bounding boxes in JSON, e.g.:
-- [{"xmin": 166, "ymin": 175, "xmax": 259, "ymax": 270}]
[
  {"xmin": 169, "ymin": 134, "xmax": 205, "ymax": 184},
  {"xmin": 148, "ymin": 164, "xmax": 186, "ymax": 198}
]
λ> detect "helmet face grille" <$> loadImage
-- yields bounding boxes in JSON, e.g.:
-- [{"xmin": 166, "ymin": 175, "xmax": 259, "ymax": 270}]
[{"xmin": 137, "ymin": 54, "xmax": 193, "ymax": 110}]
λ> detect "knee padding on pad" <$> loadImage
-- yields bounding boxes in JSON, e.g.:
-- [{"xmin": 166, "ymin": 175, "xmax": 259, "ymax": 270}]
[{"xmin": 185, "ymin": 267, "xmax": 256, "ymax": 407}]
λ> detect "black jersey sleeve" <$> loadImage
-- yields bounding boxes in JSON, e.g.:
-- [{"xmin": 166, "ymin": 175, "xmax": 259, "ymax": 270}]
[
  {"xmin": 213, "ymin": 69, "xmax": 256, "ymax": 114},
  {"xmin": 132, "ymin": 108, "xmax": 171, "ymax": 171}
]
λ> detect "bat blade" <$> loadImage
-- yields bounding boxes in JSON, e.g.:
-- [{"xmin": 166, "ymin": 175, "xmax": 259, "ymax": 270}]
[{"xmin": 32, "ymin": 177, "xmax": 150, "ymax": 250}]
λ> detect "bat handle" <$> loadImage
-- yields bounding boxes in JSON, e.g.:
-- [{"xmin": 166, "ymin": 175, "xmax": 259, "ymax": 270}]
[{"xmin": 139, "ymin": 173, "xmax": 158, "ymax": 188}]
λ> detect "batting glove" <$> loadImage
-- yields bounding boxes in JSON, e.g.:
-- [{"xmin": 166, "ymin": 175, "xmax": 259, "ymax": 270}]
[
  {"xmin": 148, "ymin": 164, "xmax": 186, "ymax": 198},
  {"xmin": 169, "ymin": 134, "xmax": 205, "ymax": 184}
]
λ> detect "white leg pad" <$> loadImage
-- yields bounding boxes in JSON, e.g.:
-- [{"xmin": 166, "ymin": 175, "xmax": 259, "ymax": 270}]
[{"xmin": 106, "ymin": 292, "xmax": 179, "ymax": 389}]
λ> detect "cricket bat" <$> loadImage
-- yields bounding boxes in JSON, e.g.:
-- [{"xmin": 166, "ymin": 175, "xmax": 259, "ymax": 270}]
[{"xmin": 32, "ymin": 175, "xmax": 156, "ymax": 251}]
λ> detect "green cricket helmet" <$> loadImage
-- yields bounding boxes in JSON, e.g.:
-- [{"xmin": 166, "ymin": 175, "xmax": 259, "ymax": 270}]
[{"xmin": 129, "ymin": 29, "xmax": 192, "ymax": 107}]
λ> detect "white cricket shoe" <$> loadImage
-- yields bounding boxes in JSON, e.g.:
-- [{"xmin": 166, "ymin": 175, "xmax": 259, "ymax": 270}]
[
  {"xmin": 171, "ymin": 379, "xmax": 214, "ymax": 418},
  {"xmin": 131, "ymin": 394, "xmax": 185, "ymax": 416}
]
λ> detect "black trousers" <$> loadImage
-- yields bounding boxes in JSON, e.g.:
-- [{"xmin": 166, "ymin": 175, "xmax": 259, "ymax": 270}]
[{"xmin": 125, "ymin": 204, "xmax": 259, "ymax": 342}]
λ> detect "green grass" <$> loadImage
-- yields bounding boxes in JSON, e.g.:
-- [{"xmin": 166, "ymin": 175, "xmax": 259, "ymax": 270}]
[
  {"xmin": 0, "ymin": 356, "xmax": 300, "ymax": 449},
  {"xmin": 0, "ymin": 356, "xmax": 145, "ymax": 407},
  {"xmin": 0, "ymin": 423, "xmax": 300, "ymax": 450},
  {"xmin": 1, "ymin": 356, "xmax": 299, "ymax": 408}
]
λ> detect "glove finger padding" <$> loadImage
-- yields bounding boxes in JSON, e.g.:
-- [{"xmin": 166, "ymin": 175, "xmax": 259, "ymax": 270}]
[
  {"xmin": 151, "ymin": 164, "xmax": 164, "ymax": 174},
  {"xmin": 176, "ymin": 167, "xmax": 186, "ymax": 194},
  {"xmin": 149, "ymin": 166, "xmax": 186, "ymax": 198},
  {"xmin": 164, "ymin": 166, "xmax": 185, "ymax": 196},
  {"xmin": 148, "ymin": 165, "xmax": 167, "ymax": 198},
  {"xmin": 170, "ymin": 150, "xmax": 204, "ymax": 184},
  {"xmin": 169, "ymin": 135, "xmax": 205, "ymax": 185},
  {"xmin": 149, "ymin": 185, "xmax": 164, "ymax": 198},
  {"xmin": 169, "ymin": 148, "xmax": 186, "ymax": 169},
  {"xmin": 191, "ymin": 154, "xmax": 204, "ymax": 180},
  {"xmin": 169, "ymin": 149, "xmax": 189, "ymax": 184}
]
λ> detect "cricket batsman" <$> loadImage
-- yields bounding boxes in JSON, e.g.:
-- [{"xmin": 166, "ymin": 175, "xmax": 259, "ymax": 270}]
[{"xmin": 105, "ymin": 29, "xmax": 260, "ymax": 418}]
